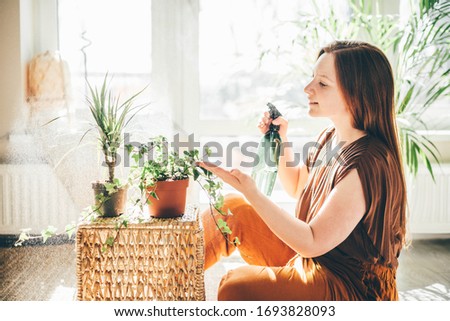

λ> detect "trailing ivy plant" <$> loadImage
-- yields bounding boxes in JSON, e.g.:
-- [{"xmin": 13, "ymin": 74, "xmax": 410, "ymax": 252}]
[
  {"xmin": 15, "ymin": 137, "xmax": 240, "ymax": 250},
  {"xmin": 127, "ymin": 136, "xmax": 240, "ymax": 246},
  {"xmin": 14, "ymin": 194, "xmax": 126, "ymax": 250}
]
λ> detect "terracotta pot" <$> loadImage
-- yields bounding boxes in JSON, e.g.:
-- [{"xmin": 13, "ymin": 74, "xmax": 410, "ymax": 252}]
[
  {"xmin": 92, "ymin": 181, "xmax": 128, "ymax": 217},
  {"xmin": 147, "ymin": 179, "xmax": 189, "ymax": 218}
]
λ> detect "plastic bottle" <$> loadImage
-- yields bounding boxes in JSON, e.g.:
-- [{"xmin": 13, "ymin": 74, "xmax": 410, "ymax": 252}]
[{"xmin": 251, "ymin": 102, "xmax": 282, "ymax": 196}]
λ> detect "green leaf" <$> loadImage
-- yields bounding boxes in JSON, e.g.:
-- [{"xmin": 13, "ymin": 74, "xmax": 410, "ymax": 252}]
[
  {"xmin": 398, "ymin": 85, "xmax": 415, "ymax": 114},
  {"xmin": 105, "ymin": 236, "xmax": 115, "ymax": 247},
  {"xmin": 41, "ymin": 226, "xmax": 58, "ymax": 243},
  {"xmin": 193, "ymin": 168, "xmax": 200, "ymax": 181},
  {"xmin": 422, "ymin": 153, "xmax": 435, "ymax": 182},
  {"xmin": 132, "ymin": 153, "xmax": 141, "ymax": 164},
  {"xmin": 65, "ymin": 223, "xmax": 76, "ymax": 239},
  {"xmin": 217, "ymin": 219, "xmax": 232, "ymax": 235},
  {"xmin": 221, "ymin": 225, "xmax": 232, "ymax": 235},
  {"xmin": 217, "ymin": 218, "xmax": 227, "ymax": 229},
  {"xmin": 15, "ymin": 229, "xmax": 31, "ymax": 246},
  {"xmin": 95, "ymin": 193, "xmax": 106, "ymax": 202},
  {"xmin": 215, "ymin": 195, "xmax": 224, "ymax": 209},
  {"xmin": 104, "ymin": 182, "xmax": 117, "ymax": 195},
  {"xmin": 125, "ymin": 144, "xmax": 134, "ymax": 155}
]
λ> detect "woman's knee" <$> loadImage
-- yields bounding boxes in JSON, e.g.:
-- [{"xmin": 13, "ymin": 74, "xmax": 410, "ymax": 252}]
[
  {"xmin": 217, "ymin": 269, "xmax": 245, "ymax": 301},
  {"xmin": 223, "ymin": 193, "xmax": 251, "ymax": 213},
  {"xmin": 222, "ymin": 193, "xmax": 261, "ymax": 223},
  {"xmin": 217, "ymin": 266, "xmax": 264, "ymax": 301}
]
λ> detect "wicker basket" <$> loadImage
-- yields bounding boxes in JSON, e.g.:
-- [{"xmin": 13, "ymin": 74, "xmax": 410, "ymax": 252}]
[{"xmin": 76, "ymin": 205, "xmax": 205, "ymax": 301}]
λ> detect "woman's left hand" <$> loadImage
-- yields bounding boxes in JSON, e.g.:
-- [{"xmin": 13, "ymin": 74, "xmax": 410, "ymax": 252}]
[{"xmin": 197, "ymin": 161, "xmax": 257, "ymax": 195}]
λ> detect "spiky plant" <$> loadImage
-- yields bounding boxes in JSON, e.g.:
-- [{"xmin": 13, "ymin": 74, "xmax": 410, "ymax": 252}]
[{"xmin": 86, "ymin": 74, "xmax": 148, "ymax": 183}]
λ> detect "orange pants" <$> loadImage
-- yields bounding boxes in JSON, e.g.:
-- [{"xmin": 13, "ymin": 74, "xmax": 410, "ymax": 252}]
[{"xmin": 201, "ymin": 194, "xmax": 339, "ymax": 301}]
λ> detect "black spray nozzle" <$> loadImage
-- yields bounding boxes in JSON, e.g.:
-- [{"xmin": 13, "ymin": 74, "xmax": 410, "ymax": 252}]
[{"xmin": 267, "ymin": 102, "xmax": 282, "ymax": 133}]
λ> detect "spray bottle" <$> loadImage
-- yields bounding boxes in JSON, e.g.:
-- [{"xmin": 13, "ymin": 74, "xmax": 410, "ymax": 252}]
[{"xmin": 251, "ymin": 102, "xmax": 282, "ymax": 196}]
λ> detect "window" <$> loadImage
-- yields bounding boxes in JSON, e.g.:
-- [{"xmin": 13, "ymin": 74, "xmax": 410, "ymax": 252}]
[
  {"xmin": 195, "ymin": 0, "xmax": 352, "ymax": 137},
  {"xmin": 199, "ymin": 0, "xmax": 352, "ymax": 118},
  {"xmin": 199, "ymin": 0, "xmax": 304, "ymax": 121},
  {"xmin": 57, "ymin": 0, "xmax": 152, "ymax": 108}
]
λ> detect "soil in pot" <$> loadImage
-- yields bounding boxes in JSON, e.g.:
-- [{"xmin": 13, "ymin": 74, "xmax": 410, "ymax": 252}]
[
  {"xmin": 147, "ymin": 179, "xmax": 189, "ymax": 218},
  {"xmin": 92, "ymin": 181, "xmax": 128, "ymax": 217}
]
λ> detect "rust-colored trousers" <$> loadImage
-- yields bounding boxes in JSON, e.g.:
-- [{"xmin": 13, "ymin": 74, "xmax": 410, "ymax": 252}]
[{"xmin": 201, "ymin": 194, "xmax": 339, "ymax": 301}]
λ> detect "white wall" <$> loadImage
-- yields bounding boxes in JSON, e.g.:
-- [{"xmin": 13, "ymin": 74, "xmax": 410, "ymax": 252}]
[
  {"xmin": 0, "ymin": 0, "xmax": 24, "ymax": 156},
  {"xmin": 0, "ymin": 0, "xmax": 58, "ymax": 153}
]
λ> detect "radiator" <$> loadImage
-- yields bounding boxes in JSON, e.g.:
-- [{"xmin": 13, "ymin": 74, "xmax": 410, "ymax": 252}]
[
  {"xmin": 408, "ymin": 164, "xmax": 450, "ymax": 234},
  {"xmin": 0, "ymin": 164, "xmax": 79, "ymax": 235}
]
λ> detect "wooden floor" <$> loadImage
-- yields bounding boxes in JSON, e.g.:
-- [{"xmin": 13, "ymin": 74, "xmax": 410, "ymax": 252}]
[
  {"xmin": 396, "ymin": 237, "xmax": 450, "ymax": 300},
  {"xmin": 1, "ymin": 237, "xmax": 449, "ymax": 301}
]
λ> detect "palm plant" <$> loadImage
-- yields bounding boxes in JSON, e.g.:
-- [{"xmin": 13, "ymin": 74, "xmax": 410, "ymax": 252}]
[{"xmin": 393, "ymin": 0, "xmax": 449, "ymax": 179}]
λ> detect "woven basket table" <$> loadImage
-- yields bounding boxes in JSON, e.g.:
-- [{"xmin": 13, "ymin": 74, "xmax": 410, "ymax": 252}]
[{"xmin": 76, "ymin": 205, "xmax": 205, "ymax": 301}]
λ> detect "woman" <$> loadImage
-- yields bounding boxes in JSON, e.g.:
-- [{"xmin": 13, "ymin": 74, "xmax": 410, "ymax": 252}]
[{"xmin": 199, "ymin": 40, "xmax": 407, "ymax": 301}]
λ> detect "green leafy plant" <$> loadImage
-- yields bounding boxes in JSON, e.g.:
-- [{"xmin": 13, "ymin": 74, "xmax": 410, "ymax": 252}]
[
  {"xmin": 131, "ymin": 136, "xmax": 194, "ymax": 191},
  {"xmin": 260, "ymin": 0, "xmax": 449, "ymax": 179},
  {"xmin": 392, "ymin": 0, "xmax": 449, "ymax": 179},
  {"xmin": 128, "ymin": 136, "xmax": 240, "ymax": 246}
]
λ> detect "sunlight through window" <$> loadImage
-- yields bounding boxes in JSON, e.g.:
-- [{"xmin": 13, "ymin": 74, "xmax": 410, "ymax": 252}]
[{"xmin": 58, "ymin": 0, "xmax": 151, "ymax": 108}]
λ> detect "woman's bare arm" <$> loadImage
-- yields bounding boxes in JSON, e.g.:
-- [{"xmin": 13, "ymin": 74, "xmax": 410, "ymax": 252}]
[
  {"xmin": 198, "ymin": 162, "xmax": 365, "ymax": 257},
  {"xmin": 277, "ymin": 135, "xmax": 309, "ymax": 199}
]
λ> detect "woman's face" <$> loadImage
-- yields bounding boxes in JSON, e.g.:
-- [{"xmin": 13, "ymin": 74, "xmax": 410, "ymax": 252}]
[{"xmin": 304, "ymin": 53, "xmax": 350, "ymax": 121}]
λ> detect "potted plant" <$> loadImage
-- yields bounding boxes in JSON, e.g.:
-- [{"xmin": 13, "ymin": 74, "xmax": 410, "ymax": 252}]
[
  {"xmin": 128, "ymin": 135, "xmax": 239, "ymax": 245},
  {"xmin": 130, "ymin": 136, "xmax": 191, "ymax": 218},
  {"xmin": 87, "ymin": 74, "xmax": 148, "ymax": 217}
]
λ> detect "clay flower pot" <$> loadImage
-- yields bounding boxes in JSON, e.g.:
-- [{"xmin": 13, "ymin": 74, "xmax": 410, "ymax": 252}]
[
  {"xmin": 92, "ymin": 182, "xmax": 128, "ymax": 217},
  {"xmin": 146, "ymin": 179, "xmax": 189, "ymax": 218}
]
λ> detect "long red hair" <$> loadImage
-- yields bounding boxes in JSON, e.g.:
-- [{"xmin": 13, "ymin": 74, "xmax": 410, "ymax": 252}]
[{"xmin": 319, "ymin": 40, "xmax": 407, "ymax": 246}]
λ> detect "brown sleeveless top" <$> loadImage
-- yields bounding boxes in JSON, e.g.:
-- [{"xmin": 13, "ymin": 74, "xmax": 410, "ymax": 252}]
[{"xmin": 293, "ymin": 127, "xmax": 405, "ymax": 300}]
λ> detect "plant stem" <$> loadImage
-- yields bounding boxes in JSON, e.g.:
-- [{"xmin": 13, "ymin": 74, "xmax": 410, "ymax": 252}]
[{"xmin": 106, "ymin": 158, "xmax": 115, "ymax": 183}]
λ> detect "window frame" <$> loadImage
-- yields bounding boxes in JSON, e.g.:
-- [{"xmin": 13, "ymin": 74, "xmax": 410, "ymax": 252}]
[{"xmin": 156, "ymin": 0, "xmax": 406, "ymax": 138}]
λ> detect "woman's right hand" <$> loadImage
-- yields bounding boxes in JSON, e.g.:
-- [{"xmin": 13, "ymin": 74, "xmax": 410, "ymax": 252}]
[{"xmin": 257, "ymin": 111, "xmax": 289, "ymax": 139}]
